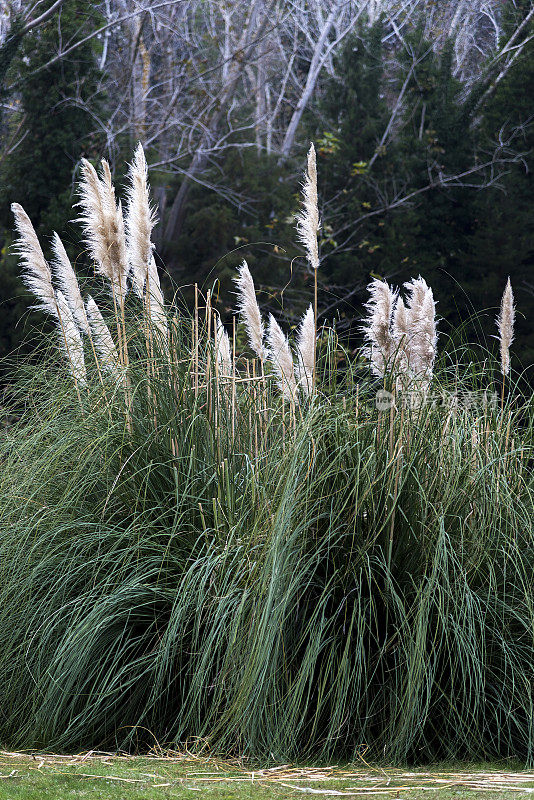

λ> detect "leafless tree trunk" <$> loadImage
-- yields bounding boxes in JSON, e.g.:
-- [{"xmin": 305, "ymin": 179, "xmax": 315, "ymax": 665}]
[
  {"xmin": 1, "ymin": 0, "xmax": 529, "ymax": 266},
  {"xmin": 280, "ymin": 0, "xmax": 367, "ymax": 160},
  {"xmin": 162, "ymin": 0, "xmax": 277, "ymax": 246}
]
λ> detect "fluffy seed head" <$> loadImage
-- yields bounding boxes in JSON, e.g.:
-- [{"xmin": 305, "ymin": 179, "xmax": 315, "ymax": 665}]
[
  {"xmin": 361, "ymin": 279, "xmax": 397, "ymax": 377},
  {"xmin": 403, "ymin": 276, "xmax": 438, "ymax": 378},
  {"xmin": 56, "ymin": 290, "xmax": 86, "ymax": 387},
  {"xmin": 392, "ymin": 296, "xmax": 409, "ymax": 377},
  {"xmin": 11, "ymin": 203, "xmax": 57, "ymax": 317},
  {"xmin": 267, "ymin": 313, "xmax": 298, "ymax": 402},
  {"xmin": 86, "ymin": 295, "xmax": 120, "ymax": 377},
  {"xmin": 392, "ymin": 296, "xmax": 408, "ymax": 344},
  {"xmin": 77, "ymin": 159, "xmax": 107, "ymax": 268},
  {"xmin": 294, "ymin": 304, "xmax": 315, "ymax": 397},
  {"xmin": 296, "ymin": 143, "xmax": 320, "ymax": 270},
  {"xmin": 125, "ymin": 143, "xmax": 157, "ymax": 298},
  {"xmin": 146, "ymin": 256, "xmax": 168, "ymax": 338},
  {"xmin": 234, "ymin": 260, "xmax": 267, "ymax": 361},
  {"xmin": 77, "ymin": 158, "xmax": 128, "ymax": 304},
  {"xmin": 215, "ymin": 314, "xmax": 232, "ymax": 378},
  {"xmin": 51, "ymin": 232, "xmax": 90, "ymax": 335},
  {"xmin": 497, "ymin": 277, "xmax": 515, "ymax": 376}
]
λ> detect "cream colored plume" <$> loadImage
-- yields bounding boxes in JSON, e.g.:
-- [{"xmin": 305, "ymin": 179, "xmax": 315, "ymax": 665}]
[
  {"xmin": 267, "ymin": 313, "xmax": 298, "ymax": 402},
  {"xmin": 497, "ymin": 277, "xmax": 515, "ymax": 376},
  {"xmin": 404, "ymin": 277, "xmax": 438, "ymax": 378},
  {"xmin": 11, "ymin": 203, "xmax": 57, "ymax": 317},
  {"xmin": 294, "ymin": 304, "xmax": 315, "ymax": 397},
  {"xmin": 51, "ymin": 232, "xmax": 90, "ymax": 335},
  {"xmin": 361, "ymin": 279, "xmax": 397, "ymax": 377},
  {"xmin": 404, "ymin": 277, "xmax": 427, "ymax": 313},
  {"xmin": 86, "ymin": 296, "xmax": 120, "ymax": 377},
  {"xmin": 145, "ymin": 256, "xmax": 168, "ymax": 338},
  {"xmin": 235, "ymin": 260, "xmax": 267, "ymax": 361},
  {"xmin": 125, "ymin": 143, "xmax": 157, "ymax": 299},
  {"xmin": 77, "ymin": 159, "xmax": 106, "ymax": 268},
  {"xmin": 56, "ymin": 290, "xmax": 86, "ymax": 387},
  {"xmin": 215, "ymin": 314, "xmax": 232, "ymax": 378},
  {"xmin": 392, "ymin": 296, "xmax": 409, "ymax": 373},
  {"xmin": 296, "ymin": 143, "xmax": 320, "ymax": 270},
  {"xmin": 77, "ymin": 158, "xmax": 128, "ymax": 304}
]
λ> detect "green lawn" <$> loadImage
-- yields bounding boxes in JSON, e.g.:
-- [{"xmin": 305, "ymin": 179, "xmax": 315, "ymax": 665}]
[{"xmin": 0, "ymin": 753, "xmax": 532, "ymax": 799}]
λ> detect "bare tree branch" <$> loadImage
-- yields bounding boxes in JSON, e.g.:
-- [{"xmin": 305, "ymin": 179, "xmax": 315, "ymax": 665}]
[{"xmin": 22, "ymin": 0, "xmax": 64, "ymax": 34}]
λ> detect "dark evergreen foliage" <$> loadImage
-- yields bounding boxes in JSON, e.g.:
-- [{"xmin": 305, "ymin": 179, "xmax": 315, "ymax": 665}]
[{"xmin": 0, "ymin": 0, "xmax": 101, "ymax": 370}]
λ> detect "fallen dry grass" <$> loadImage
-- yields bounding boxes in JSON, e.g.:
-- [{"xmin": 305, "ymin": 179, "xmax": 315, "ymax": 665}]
[{"xmin": 1, "ymin": 750, "xmax": 534, "ymax": 796}]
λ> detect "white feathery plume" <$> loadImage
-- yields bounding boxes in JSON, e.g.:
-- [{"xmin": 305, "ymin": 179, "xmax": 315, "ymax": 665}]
[
  {"xmin": 215, "ymin": 314, "xmax": 232, "ymax": 378},
  {"xmin": 361, "ymin": 279, "xmax": 397, "ymax": 377},
  {"xmin": 146, "ymin": 256, "xmax": 168, "ymax": 338},
  {"xmin": 56, "ymin": 290, "xmax": 86, "ymax": 387},
  {"xmin": 100, "ymin": 160, "xmax": 128, "ymax": 304},
  {"xmin": 392, "ymin": 295, "xmax": 408, "ymax": 343},
  {"xmin": 420, "ymin": 285, "xmax": 438, "ymax": 373},
  {"xmin": 392, "ymin": 296, "xmax": 409, "ymax": 375},
  {"xmin": 86, "ymin": 296, "xmax": 120, "ymax": 377},
  {"xmin": 497, "ymin": 277, "xmax": 515, "ymax": 376},
  {"xmin": 404, "ymin": 276, "xmax": 427, "ymax": 312},
  {"xmin": 267, "ymin": 313, "xmax": 298, "ymax": 402},
  {"xmin": 77, "ymin": 158, "xmax": 128, "ymax": 305},
  {"xmin": 294, "ymin": 304, "xmax": 315, "ymax": 397},
  {"xmin": 235, "ymin": 260, "xmax": 267, "ymax": 361},
  {"xmin": 403, "ymin": 276, "xmax": 438, "ymax": 378},
  {"xmin": 125, "ymin": 142, "xmax": 157, "ymax": 299},
  {"xmin": 77, "ymin": 158, "xmax": 108, "ymax": 269},
  {"xmin": 50, "ymin": 232, "xmax": 90, "ymax": 335},
  {"xmin": 296, "ymin": 143, "xmax": 320, "ymax": 270},
  {"xmin": 11, "ymin": 203, "xmax": 57, "ymax": 317}
]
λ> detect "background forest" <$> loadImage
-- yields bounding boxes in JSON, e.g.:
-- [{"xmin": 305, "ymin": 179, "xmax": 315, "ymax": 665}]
[{"xmin": 0, "ymin": 0, "xmax": 533, "ymax": 372}]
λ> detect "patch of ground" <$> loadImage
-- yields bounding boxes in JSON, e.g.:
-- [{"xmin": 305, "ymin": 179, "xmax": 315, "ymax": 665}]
[{"xmin": 0, "ymin": 751, "xmax": 532, "ymax": 799}]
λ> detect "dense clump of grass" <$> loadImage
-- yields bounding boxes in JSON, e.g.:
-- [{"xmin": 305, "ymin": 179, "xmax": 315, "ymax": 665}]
[{"xmin": 0, "ymin": 146, "xmax": 532, "ymax": 764}]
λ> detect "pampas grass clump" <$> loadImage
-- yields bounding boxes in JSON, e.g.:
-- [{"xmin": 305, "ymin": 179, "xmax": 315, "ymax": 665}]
[{"xmin": 0, "ymin": 146, "xmax": 532, "ymax": 767}]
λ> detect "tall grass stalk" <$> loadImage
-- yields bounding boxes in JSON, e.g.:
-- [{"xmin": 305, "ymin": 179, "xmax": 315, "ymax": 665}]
[{"xmin": 296, "ymin": 144, "xmax": 319, "ymax": 392}]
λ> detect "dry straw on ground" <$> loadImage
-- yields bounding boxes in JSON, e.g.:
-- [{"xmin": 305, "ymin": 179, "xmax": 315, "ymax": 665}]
[{"xmin": 0, "ymin": 752, "xmax": 533, "ymax": 795}]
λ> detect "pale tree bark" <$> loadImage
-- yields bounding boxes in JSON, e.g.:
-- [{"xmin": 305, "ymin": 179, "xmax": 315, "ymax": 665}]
[
  {"xmin": 2, "ymin": 0, "xmax": 510, "ymax": 168},
  {"xmin": 280, "ymin": 0, "xmax": 368, "ymax": 160},
  {"xmin": 162, "ymin": 0, "xmax": 278, "ymax": 246},
  {"xmin": 471, "ymin": 6, "xmax": 534, "ymax": 123},
  {"xmin": 21, "ymin": 0, "xmax": 65, "ymax": 35},
  {"xmin": 129, "ymin": 14, "xmax": 151, "ymax": 142},
  {"xmin": 99, "ymin": 0, "xmax": 112, "ymax": 70},
  {"xmin": 0, "ymin": 0, "xmax": 528, "ymax": 262}
]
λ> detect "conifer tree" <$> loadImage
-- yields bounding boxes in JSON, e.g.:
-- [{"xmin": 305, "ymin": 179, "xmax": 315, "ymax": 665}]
[
  {"xmin": 316, "ymin": 24, "xmax": 477, "ymax": 317},
  {"xmin": 0, "ymin": 0, "xmax": 101, "ymax": 234},
  {"xmin": 0, "ymin": 0, "xmax": 101, "ymax": 369},
  {"xmin": 465, "ymin": 13, "xmax": 534, "ymax": 366}
]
